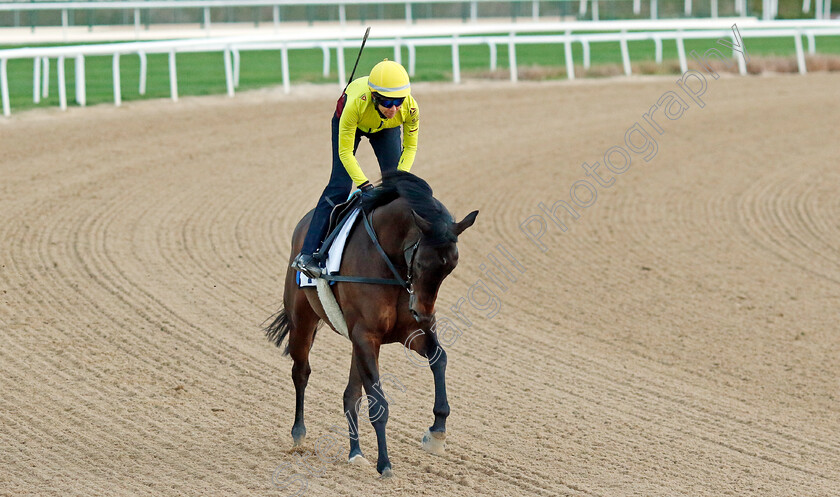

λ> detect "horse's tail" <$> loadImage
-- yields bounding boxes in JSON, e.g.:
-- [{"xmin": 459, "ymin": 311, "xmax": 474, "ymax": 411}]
[{"xmin": 264, "ymin": 308, "xmax": 292, "ymax": 356}]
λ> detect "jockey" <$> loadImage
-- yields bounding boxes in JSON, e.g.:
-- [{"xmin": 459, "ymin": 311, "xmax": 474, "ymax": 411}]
[{"xmin": 291, "ymin": 59, "xmax": 420, "ymax": 279}]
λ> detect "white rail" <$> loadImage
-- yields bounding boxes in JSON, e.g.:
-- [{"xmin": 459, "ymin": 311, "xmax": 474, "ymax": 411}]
[
  {"xmin": 0, "ymin": 0, "xmax": 830, "ymax": 28},
  {"xmin": 2, "ymin": 21, "xmax": 840, "ymax": 117}
]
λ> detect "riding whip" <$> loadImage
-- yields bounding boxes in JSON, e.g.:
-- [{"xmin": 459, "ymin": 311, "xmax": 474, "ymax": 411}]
[{"xmin": 344, "ymin": 26, "xmax": 371, "ymax": 92}]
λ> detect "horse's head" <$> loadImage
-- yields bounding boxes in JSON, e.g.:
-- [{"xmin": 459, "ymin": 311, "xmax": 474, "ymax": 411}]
[{"xmin": 407, "ymin": 209, "xmax": 479, "ymax": 326}]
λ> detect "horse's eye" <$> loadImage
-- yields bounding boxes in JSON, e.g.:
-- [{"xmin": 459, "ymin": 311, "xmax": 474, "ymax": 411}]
[{"xmin": 442, "ymin": 257, "xmax": 447, "ymax": 265}]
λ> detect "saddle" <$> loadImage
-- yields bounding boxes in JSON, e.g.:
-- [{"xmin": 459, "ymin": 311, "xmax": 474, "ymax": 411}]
[{"xmin": 314, "ymin": 193, "xmax": 363, "ymax": 262}]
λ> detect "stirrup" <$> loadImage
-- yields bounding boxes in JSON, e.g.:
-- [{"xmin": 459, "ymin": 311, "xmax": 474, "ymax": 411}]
[{"xmin": 291, "ymin": 254, "xmax": 322, "ymax": 279}]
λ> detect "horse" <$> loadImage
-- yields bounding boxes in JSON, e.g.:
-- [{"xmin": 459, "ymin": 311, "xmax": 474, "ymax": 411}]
[{"xmin": 264, "ymin": 170, "xmax": 478, "ymax": 477}]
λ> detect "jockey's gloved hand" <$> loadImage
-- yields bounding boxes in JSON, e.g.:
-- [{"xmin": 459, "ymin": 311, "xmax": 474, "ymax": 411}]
[{"xmin": 357, "ymin": 181, "xmax": 375, "ymax": 201}]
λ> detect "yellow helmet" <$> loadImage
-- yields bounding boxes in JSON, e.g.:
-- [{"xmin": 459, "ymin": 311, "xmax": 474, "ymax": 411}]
[{"xmin": 368, "ymin": 60, "xmax": 411, "ymax": 98}]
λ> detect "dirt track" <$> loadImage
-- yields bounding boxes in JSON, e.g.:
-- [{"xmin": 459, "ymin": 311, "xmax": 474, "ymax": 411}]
[{"xmin": 2, "ymin": 73, "xmax": 839, "ymax": 497}]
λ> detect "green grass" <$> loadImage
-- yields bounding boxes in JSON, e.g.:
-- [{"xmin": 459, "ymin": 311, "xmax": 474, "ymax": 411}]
[{"xmin": 2, "ymin": 34, "xmax": 839, "ymax": 112}]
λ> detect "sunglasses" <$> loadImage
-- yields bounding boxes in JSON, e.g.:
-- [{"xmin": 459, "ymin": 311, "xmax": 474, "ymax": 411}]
[{"xmin": 373, "ymin": 94, "xmax": 405, "ymax": 108}]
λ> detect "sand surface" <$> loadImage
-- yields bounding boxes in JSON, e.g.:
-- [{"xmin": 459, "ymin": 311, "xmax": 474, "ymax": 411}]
[{"xmin": 2, "ymin": 73, "xmax": 839, "ymax": 496}]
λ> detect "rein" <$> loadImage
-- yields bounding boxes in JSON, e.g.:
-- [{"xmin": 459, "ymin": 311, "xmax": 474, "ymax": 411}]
[{"xmin": 318, "ymin": 210, "xmax": 419, "ymax": 293}]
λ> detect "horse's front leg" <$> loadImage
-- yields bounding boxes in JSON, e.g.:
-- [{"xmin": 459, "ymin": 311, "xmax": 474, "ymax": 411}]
[
  {"xmin": 421, "ymin": 330, "xmax": 449, "ymax": 455},
  {"xmin": 351, "ymin": 331, "xmax": 392, "ymax": 477}
]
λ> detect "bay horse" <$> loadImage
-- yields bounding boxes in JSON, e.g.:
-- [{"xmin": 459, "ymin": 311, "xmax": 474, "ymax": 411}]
[{"xmin": 264, "ymin": 170, "xmax": 478, "ymax": 477}]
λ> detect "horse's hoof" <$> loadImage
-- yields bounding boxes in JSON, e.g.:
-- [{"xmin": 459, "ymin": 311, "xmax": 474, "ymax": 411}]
[
  {"xmin": 348, "ymin": 454, "xmax": 369, "ymax": 465},
  {"xmin": 421, "ymin": 429, "xmax": 446, "ymax": 455},
  {"xmin": 291, "ymin": 426, "xmax": 306, "ymax": 446},
  {"xmin": 379, "ymin": 467, "xmax": 394, "ymax": 479}
]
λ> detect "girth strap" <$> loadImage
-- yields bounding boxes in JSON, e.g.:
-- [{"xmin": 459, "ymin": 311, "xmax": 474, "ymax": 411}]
[{"xmin": 319, "ymin": 273, "xmax": 404, "ymax": 286}]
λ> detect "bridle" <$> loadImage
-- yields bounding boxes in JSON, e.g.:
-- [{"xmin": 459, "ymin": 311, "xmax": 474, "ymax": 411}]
[
  {"xmin": 403, "ymin": 236, "xmax": 430, "ymax": 323},
  {"xmin": 403, "ymin": 237, "xmax": 421, "ymax": 295}
]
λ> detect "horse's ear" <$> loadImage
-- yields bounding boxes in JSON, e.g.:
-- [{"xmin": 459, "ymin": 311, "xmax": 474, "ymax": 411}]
[
  {"xmin": 453, "ymin": 210, "xmax": 479, "ymax": 236},
  {"xmin": 412, "ymin": 210, "xmax": 434, "ymax": 234}
]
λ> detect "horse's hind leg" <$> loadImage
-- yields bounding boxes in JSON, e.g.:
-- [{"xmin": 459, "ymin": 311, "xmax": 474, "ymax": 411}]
[
  {"xmin": 287, "ymin": 286, "xmax": 320, "ymax": 446},
  {"xmin": 343, "ymin": 354, "xmax": 367, "ymax": 465}
]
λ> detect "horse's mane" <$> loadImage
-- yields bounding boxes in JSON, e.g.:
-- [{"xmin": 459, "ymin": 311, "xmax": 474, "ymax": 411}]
[{"xmin": 361, "ymin": 170, "xmax": 456, "ymax": 246}]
